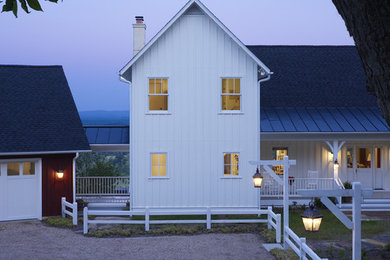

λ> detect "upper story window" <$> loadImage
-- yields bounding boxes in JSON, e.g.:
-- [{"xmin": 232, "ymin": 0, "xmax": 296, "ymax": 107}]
[
  {"xmin": 221, "ymin": 78, "xmax": 240, "ymax": 111},
  {"xmin": 149, "ymin": 78, "xmax": 168, "ymax": 111},
  {"xmin": 224, "ymin": 153, "xmax": 239, "ymax": 176},
  {"xmin": 272, "ymin": 147, "xmax": 288, "ymax": 175}
]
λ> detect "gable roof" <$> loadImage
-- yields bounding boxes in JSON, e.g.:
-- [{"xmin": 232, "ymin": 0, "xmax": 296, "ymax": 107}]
[
  {"xmin": 0, "ymin": 65, "xmax": 91, "ymax": 155},
  {"xmin": 119, "ymin": 0, "xmax": 271, "ymax": 81}
]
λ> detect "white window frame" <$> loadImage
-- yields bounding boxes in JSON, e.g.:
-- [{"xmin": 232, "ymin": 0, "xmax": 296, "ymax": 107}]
[
  {"xmin": 219, "ymin": 77, "xmax": 243, "ymax": 114},
  {"xmin": 221, "ymin": 152, "xmax": 242, "ymax": 179},
  {"xmin": 149, "ymin": 152, "xmax": 169, "ymax": 179},
  {"xmin": 146, "ymin": 77, "xmax": 171, "ymax": 115},
  {"xmin": 2, "ymin": 158, "xmax": 39, "ymax": 178}
]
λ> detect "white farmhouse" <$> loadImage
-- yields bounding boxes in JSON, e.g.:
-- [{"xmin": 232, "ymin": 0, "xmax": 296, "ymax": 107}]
[{"xmin": 119, "ymin": 0, "xmax": 270, "ymax": 210}]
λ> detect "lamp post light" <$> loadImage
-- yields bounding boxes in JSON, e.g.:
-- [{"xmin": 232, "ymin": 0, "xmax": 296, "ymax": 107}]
[
  {"xmin": 253, "ymin": 167, "xmax": 263, "ymax": 188},
  {"xmin": 301, "ymin": 201, "xmax": 323, "ymax": 232}
]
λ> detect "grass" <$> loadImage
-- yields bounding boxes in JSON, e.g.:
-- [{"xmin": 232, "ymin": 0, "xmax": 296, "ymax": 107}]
[
  {"xmin": 43, "ymin": 216, "xmax": 75, "ymax": 228},
  {"xmin": 270, "ymin": 248, "xmax": 298, "ymax": 260}
]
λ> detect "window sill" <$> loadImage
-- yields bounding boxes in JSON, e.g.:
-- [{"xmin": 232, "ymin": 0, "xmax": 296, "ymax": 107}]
[
  {"xmin": 218, "ymin": 111, "xmax": 244, "ymax": 115},
  {"xmin": 148, "ymin": 177, "xmax": 170, "ymax": 180},
  {"xmin": 220, "ymin": 176, "xmax": 242, "ymax": 179},
  {"xmin": 145, "ymin": 111, "xmax": 171, "ymax": 115}
]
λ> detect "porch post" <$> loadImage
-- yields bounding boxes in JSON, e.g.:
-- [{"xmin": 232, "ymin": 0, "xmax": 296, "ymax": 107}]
[{"xmin": 283, "ymin": 156, "xmax": 289, "ymax": 250}]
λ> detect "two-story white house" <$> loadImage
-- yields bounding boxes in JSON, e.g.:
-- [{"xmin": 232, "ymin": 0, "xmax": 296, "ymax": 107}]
[{"xmin": 119, "ymin": 0, "xmax": 270, "ymax": 210}]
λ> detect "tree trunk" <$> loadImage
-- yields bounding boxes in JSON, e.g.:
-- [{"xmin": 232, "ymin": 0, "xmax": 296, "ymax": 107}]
[{"xmin": 332, "ymin": 0, "xmax": 390, "ymax": 126}]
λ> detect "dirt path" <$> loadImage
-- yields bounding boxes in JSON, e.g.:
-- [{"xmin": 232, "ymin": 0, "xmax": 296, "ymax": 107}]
[{"xmin": 0, "ymin": 221, "xmax": 275, "ymax": 260}]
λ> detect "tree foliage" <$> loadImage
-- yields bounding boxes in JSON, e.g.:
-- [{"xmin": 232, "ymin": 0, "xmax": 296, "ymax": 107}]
[
  {"xmin": 76, "ymin": 152, "xmax": 129, "ymax": 177},
  {"xmin": 1, "ymin": 0, "xmax": 59, "ymax": 17}
]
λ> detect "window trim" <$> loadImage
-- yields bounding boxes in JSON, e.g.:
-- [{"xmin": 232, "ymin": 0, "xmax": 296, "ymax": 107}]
[
  {"xmin": 149, "ymin": 152, "xmax": 169, "ymax": 179},
  {"xmin": 219, "ymin": 77, "xmax": 243, "ymax": 114},
  {"xmin": 146, "ymin": 77, "xmax": 170, "ymax": 114},
  {"xmin": 222, "ymin": 152, "xmax": 240, "ymax": 177}
]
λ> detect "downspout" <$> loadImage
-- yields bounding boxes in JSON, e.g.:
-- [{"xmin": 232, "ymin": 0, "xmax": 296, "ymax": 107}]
[
  {"xmin": 73, "ymin": 152, "xmax": 79, "ymax": 203},
  {"xmin": 119, "ymin": 75, "xmax": 133, "ymax": 211},
  {"xmin": 257, "ymin": 72, "xmax": 272, "ymax": 210}
]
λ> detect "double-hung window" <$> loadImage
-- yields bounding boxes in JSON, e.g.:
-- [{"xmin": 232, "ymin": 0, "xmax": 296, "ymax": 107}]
[
  {"xmin": 221, "ymin": 78, "xmax": 241, "ymax": 111},
  {"xmin": 224, "ymin": 153, "xmax": 239, "ymax": 176},
  {"xmin": 149, "ymin": 78, "xmax": 168, "ymax": 111},
  {"xmin": 151, "ymin": 153, "xmax": 167, "ymax": 177}
]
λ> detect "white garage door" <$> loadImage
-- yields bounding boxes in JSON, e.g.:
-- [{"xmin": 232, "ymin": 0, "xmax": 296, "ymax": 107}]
[{"xmin": 0, "ymin": 159, "xmax": 41, "ymax": 221}]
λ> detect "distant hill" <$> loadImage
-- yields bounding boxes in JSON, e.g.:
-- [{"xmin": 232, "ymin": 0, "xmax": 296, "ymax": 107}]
[{"xmin": 79, "ymin": 110, "xmax": 129, "ymax": 126}]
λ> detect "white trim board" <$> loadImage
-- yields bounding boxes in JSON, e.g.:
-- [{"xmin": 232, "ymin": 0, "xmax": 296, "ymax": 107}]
[
  {"xmin": 261, "ymin": 132, "xmax": 390, "ymax": 141},
  {"xmin": 119, "ymin": 0, "xmax": 271, "ymax": 82},
  {"xmin": 0, "ymin": 150, "xmax": 91, "ymax": 156}
]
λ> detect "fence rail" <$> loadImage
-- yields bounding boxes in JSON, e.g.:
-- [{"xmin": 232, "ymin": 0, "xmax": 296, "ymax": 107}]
[
  {"xmin": 76, "ymin": 176, "xmax": 130, "ymax": 196},
  {"xmin": 261, "ymin": 178, "xmax": 336, "ymax": 197},
  {"xmin": 61, "ymin": 197, "xmax": 78, "ymax": 225},
  {"xmin": 83, "ymin": 207, "xmax": 281, "ymax": 237}
]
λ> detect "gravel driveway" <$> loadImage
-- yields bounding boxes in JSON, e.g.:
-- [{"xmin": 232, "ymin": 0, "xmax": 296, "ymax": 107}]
[{"xmin": 0, "ymin": 221, "xmax": 275, "ymax": 260}]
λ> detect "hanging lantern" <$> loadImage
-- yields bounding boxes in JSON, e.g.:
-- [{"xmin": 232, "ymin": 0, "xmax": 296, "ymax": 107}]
[
  {"xmin": 301, "ymin": 201, "xmax": 323, "ymax": 232},
  {"xmin": 252, "ymin": 168, "xmax": 263, "ymax": 188}
]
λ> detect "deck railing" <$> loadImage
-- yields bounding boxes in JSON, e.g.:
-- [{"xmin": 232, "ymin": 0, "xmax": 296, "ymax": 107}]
[
  {"xmin": 76, "ymin": 176, "xmax": 130, "ymax": 196},
  {"xmin": 261, "ymin": 177, "xmax": 336, "ymax": 196}
]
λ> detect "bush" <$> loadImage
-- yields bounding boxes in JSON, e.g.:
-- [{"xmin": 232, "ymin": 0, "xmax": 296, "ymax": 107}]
[
  {"xmin": 343, "ymin": 181, "xmax": 352, "ymax": 189},
  {"xmin": 314, "ymin": 197, "xmax": 338, "ymax": 209}
]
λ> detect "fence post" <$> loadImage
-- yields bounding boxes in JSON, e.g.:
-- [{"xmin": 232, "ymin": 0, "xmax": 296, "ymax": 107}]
[
  {"xmin": 276, "ymin": 214, "xmax": 281, "ymax": 243},
  {"xmin": 206, "ymin": 207, "xmax": 211, "ymax": 230},
  {"xmin": 83, "ymin": 207, "xmax": 88, "ymax": 234},
  {"xmin": 267, "ymin": 206, "xmax": 272, "ymax": 229},
  {"xmin": 145, "ymin": 207, "xmax": 150, "ymax": 231},
  {"xmin": 299, "ymin": 237, "xmax": 306, "ymax": 260},
  {"xmin": 61, "ymin": 197, "xmax": 65, "ymax": 218},
  {"xmin": 73, "ymin": 201, "xmax": 78, "ymax": 226}
]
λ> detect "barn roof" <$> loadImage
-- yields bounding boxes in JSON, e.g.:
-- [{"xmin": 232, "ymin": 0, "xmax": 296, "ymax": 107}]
[{"xmin": 0, "ymin": 65, "xmax": 91, "ymax": 155}]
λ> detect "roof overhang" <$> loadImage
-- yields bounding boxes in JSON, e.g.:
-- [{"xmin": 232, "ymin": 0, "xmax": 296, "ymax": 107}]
[
  {"xmin": 261, "ymin": 132, "xmax": 390, "ymax": 141},
  {"xmin": 0, "ymin": 150, "xmax": 92, "ymax": 156},
  {"xmin": 90, "ymin": 144, "xmax": 129, "ymax": 152},
  {"xmin": 119, "ymin": 0, "xmax": 271, "ymax": 82}
]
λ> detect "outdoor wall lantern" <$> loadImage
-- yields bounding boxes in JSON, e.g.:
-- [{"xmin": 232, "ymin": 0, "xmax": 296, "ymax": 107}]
[
  {"xmin": 301, "ymin": 201, "xmax": 323, "ymax": 232},
  {"xmin": 252, "ymin": 167, "xmax": 263, "ymax": 188},
  {"xmin": 56, "ymin": 169, "xmax": 64, "ymax": 180}
]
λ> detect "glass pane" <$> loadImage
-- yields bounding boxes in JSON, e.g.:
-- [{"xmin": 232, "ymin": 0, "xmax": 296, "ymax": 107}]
[
  {"xmin": 23, "ymin": 162, "xmax": 35, "ymax": 175},
  {"xmin": 232, "ymin": 165, "xmax": 239, "ymax": 175},
  {"xmin": 162, "ymin": 79, "xmax": 168, "ymax": 94},
  {"xmin": 151, "ymin": 166, "xmax": 159, "ymax": 176},
  {"xmin": 149, "ymin": 95, "xmax": 168, "ymax": 110},
  {"xmin": 151, "ymin": 154, "xmax": 159, "ymax": 165},
  {"xmin": 7, "ymin": 162, "xmax": 19, "ymax": 176},
  {"xmin": 222, "ymin": 79, "xmax": 228, "ymax": 93},
  {"xmin": 224, "ymin": 153, "xmax": 231, "ymax": 165},
  {"xmin": 155, "ymin": 79, "xmax": 162, "ymax": 94},
  {"xmin": 221, "ymin": 95, "xmax": 240, "ymax": 110},
  {"xmin": 149, "ymin": 79, "xmax": 155, "ymax": 94},
  {"xmin": 347, "ymin": 148, "xmax": 353, "ymax": 168},
  {"xmin": 375, "ymin": 148, "xmax": 381, "ymax": 168},
  {"xmin": 224, "ymin": 165, "xmax": 231, "ymax": 175},
  {"xmin": 159, "ymin": 154, "xmax": 166, "ymax": 166},
  {"xmin": 228, "ymin": 79, "xmax": 234, "ymax": 93},
  {"xmin": 159, "ymin": 166, "xmax": 166, "ymax": 176},
  {"xmin": 272, "ymin": 148, "xmax": 288, "ymax": 175},
  {"xmin": 234, "ymin": 79, "xmax": 240, "ymax": 93},
  {"xmin": 231, "ymin": 153, "xmax": 239, "ymax": 165},
  {"xmin": 357, "ymin": 148, "xmax": 371, "ymax": 168}
]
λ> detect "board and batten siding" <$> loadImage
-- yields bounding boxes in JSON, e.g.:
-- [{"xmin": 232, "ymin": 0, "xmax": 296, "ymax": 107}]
[{"xmin": 130, "ymin": 13, "xmax": 259, "ymax": 209}]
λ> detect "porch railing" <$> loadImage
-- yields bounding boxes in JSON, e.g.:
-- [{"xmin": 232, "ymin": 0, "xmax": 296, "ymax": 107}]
[
  {"xmin": 76, "ymin": 176, "xmax": 130, "ymax": 196},
  {"xmin": 261, "ymin": 177, "xmax": 336, "ymax": 196}
]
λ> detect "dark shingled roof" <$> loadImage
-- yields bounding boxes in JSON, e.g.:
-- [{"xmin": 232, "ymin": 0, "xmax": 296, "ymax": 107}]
[{"xmin": 0, "ymin": 65, "xmax": 90, "ymax": 153}]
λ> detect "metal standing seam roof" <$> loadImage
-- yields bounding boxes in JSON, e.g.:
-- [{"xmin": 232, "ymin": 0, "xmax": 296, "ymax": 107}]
[{"xmin": 84, "ymin": 126, "xmax": 129, "ymax": 145}]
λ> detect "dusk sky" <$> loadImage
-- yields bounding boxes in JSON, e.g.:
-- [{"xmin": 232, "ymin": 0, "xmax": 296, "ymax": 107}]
[{"xmin": 0, "ymin": 0, "xmax": 354, "ymax": 111}]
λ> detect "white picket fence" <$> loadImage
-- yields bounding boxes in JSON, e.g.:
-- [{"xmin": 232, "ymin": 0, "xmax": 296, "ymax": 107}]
[
  {"xmin": 83, "ymin": 207, "xmax": 281, "ymax": 239},
  {"xmin": 285, "ymin": 226, "xmax": 327, "ymax": 260},
  {"xmin": 76, "ymin": 176, "xmax": 130, "ymax": 196},
  {"xmin": 61, "ymin": 197, "xmax": 78, "ymax": 226}
]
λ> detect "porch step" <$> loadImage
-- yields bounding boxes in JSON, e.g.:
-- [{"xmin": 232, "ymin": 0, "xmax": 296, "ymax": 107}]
[{"xmin": 340, "ymin": 198, "xmax": 390, "ymax": 211}]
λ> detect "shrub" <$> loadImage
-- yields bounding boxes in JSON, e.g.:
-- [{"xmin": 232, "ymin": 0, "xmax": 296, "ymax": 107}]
[
  {"xmin": 343, "ymin": 181, "xmax": 352, "ymax": 189},
  {"xmin": 314, "ymin": 197, "xmax": 338, "ymax": 209}
]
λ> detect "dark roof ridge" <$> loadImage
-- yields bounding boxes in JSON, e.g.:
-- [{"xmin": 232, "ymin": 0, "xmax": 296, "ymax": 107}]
[
  {"xmin": 246, "ymin": 45, "xmax": 355, "ymax": 48},
  {"xmin": 0, "ymin": 64, "xmax": 62, "ymax": 68}
]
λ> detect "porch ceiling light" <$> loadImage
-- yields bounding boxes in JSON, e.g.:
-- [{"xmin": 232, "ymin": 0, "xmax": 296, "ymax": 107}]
[
  {"xmin": 252, "ymin": 168, "xmax": 263, "ymax": 188},
  {"xmin": 301, "ymin": 201, "xmax": 323, "ymax": 232},
  {"xmin": 56, "ymin": 169, "xmax": 64, "ymax": 180}
]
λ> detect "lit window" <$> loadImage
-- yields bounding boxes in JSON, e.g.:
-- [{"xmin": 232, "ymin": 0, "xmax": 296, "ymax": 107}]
[
  {"xmin": 272, "ymin": 147, "xmax": 288, "ymax": 175},
  {"xmin": 149, "ymin": 78, "xmax": 168, "ymax": 111},
  {"xmin": 151, "ymin": 153, "xmax": 166, "ymax": 177},
  {"xmin": 357, "ymin": 148, "xmax": 371, "ymax": 168},
  {"xmin": 23, "ymin": 162, "xmax": 35, "ymax": 175},
  {"xmin": 221, "ymin": 78, "xmax": 240, "ymax": 110},
  {"xmin": 224, "ymin": 153, "xmax": 239, "ymax": 175},
  {"xmin": 347, "ymin": 148, "xmax": 353, "ymax": 168},
  {"xmin": 7, "ymin": 162, "xmax": 19, "ymax": 176}
]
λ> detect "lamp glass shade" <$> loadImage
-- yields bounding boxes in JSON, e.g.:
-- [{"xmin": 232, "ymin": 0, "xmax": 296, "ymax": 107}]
[
  {"xmin": 301, "ymin": 203, "xmax": 323, "ymax": 232},
  {"xmin": 252, "ymin": 168, "xmax": 263, "ymax": 188},
  {"xmin": 56, "ymin": 170, "xmax": 64, "ymax": 180}
]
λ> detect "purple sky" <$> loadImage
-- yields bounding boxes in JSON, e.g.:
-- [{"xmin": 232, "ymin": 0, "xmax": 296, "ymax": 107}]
[{"xmin": 0, "ymin": 0, "xmax": 354, "ymax": 111}]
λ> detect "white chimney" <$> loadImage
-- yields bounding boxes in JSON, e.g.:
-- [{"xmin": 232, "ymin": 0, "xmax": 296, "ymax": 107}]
[{"xmin": 133, "ymin": 16, "xmax": 146, "ymax": 56}]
